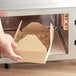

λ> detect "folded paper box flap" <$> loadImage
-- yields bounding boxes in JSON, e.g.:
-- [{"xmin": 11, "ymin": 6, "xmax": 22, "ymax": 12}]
[
  {"xmin": 15, "ymin": 35, "xmax": 47, "ymax": 52},
  {"xmin": 14, "ymin": 22, "xmax": 54, "ymax": 64}
]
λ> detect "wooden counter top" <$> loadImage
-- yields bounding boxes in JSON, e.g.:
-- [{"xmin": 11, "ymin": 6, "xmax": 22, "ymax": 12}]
[{"xmin": 0, "ymin": 60, "xmax": 76, "ymax": 76}]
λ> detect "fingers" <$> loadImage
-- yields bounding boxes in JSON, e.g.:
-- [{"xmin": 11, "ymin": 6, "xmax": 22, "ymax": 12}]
[
  {"xmin": 8, "ymin": 52, "xmax": 21, "ymax": 62},
  {"xmin": 0, "ymin": 34, "xmax": 21, "ymax": 62},
  {"xmin": 6, "ymin": 34, "xmax": 22, "ymax": 61},
  {"xmin": 5, "ymin": 34, "xmax": 18, "ymax": 48},
  {"xmin": 2, "ymin": 42, "xmax": 21, "ymax": 62},
  {"xmin": 11, "ymin": 40, "xmax": 18, "ymax": 48}
]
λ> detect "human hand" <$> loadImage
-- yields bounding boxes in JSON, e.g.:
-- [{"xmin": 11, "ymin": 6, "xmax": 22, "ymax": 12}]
[{"xmin": 0, "ymin": 34, "xmax": 21, "ymax": 62}]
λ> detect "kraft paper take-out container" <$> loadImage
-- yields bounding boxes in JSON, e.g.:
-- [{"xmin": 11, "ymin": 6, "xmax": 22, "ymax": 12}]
[{"xmin": 14, "ymin": 21, "xmax": 54, "ymax": 64}]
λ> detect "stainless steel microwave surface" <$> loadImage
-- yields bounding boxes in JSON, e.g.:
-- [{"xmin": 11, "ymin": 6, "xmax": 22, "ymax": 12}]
[
  {"xmin": 0, "ymin": 0, "xmax": 76, "ymax": 64},
  {"xmin": 0, "ymin": 0, "xmax": 76, "ymax": 10}
]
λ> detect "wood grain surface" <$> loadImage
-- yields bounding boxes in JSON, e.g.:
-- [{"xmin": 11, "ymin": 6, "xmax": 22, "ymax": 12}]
[{"xmin": 0, "ymin": 60, "xmax": 76, "ymax": 76}]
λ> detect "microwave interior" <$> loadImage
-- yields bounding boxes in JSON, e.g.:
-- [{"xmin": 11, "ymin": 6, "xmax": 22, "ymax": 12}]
[{"xmin": 0, "ymin": 13, "xmax": 68, "ymax": 63}]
